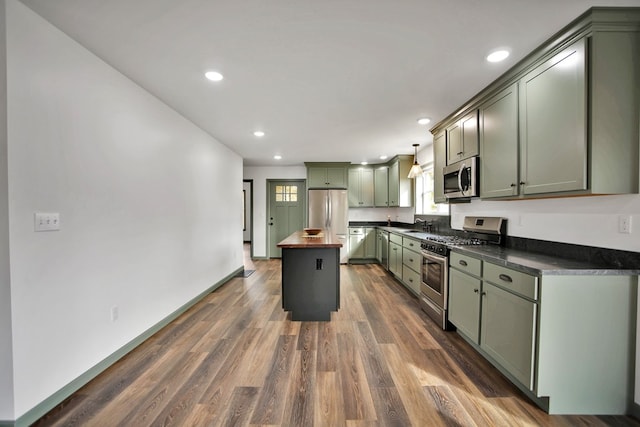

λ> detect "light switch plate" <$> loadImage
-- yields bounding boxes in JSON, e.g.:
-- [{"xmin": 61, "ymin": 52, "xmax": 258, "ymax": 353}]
[{"xmin": 34, "ymin": 212, "xmax": 60, "ymax": 232}]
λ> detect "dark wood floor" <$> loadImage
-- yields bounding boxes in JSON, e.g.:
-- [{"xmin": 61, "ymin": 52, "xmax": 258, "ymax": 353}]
[{"xmin": 34, "ymin": 257, "xmax": 640, "ymax": 426}]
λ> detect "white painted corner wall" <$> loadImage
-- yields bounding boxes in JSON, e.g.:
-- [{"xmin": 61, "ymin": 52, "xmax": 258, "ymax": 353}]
[
  {"xmin": 4, "ymin": 0, "xmax": 243, "ymax": 419},
  {"xmin": 0, "ymin": 0, "xmax": 14, "ymax": 420}
]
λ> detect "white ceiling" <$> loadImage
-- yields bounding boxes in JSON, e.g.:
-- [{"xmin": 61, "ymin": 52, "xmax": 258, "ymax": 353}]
[{"xmin": 20, "ymin": 0, "xmax": 640, "ymax": 166}]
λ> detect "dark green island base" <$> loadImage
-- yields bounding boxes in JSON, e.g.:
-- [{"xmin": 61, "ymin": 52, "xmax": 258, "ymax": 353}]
[{"xmin": 277, "ymin": 230, "xmax": 342, "ymax": 321}]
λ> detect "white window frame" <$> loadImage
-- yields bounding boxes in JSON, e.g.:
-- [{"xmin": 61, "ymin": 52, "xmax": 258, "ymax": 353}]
[{"xmin": 414, "ymin": 162, "xmax": 448, "ymax": 215}]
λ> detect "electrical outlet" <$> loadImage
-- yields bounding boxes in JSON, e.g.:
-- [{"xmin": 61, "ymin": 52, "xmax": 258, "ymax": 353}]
[
  {"xmin": 34, "ymin": 212, "xmax": 60, "ymax": 232},
  {"xmin": 111, "ymin": 306, "xmax": 119, "ymax": 322},
  {"xmin": 618, "ymin": 215, "xmax": 632, "ymax": 234}
]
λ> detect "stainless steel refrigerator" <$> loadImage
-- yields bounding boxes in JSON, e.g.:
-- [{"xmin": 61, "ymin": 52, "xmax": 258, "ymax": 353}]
[{"xmin": 308, "ymin": 189, "xmax": 349, "ymax": 263}]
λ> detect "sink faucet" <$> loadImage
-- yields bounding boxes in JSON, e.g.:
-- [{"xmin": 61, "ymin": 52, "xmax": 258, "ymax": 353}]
[{"xmin": 415, "ymin": 218, "xmax": 434, "ymax": 232}]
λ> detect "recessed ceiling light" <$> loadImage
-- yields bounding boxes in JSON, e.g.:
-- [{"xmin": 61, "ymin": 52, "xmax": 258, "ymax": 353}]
[
  {"xmin": 361, "ymin": 161, "xmax": 368, "ymax": 166},
  {"xmin": 253, "ymin": 131, "xmax": 265, "ymax": 137},
  {"xmin": 417, "ymin": 117, "xmax": 431, "ymax": 125},
  {"xmin": 380, "ymin": 155, "xmax": 388, "ymax": 160},
  {"xmin": 204, "ymin": 71, "xmax": 224, "ymax": 81},
  {"xmin": 486, "ymin": 49, "xmax": 510, "ymax": 63},
  {"xmin": 274, "ymin": 155, "xmax": 282, "ymax": 160}
]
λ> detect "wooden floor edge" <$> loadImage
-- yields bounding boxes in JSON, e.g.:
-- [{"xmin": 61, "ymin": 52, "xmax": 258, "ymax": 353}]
[{"xmin": 13, "ymin": 266, "xmax": 243, "ymax": 427}]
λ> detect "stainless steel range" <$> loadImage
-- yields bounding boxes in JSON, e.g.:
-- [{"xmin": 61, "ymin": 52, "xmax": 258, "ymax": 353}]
[{"xmin": 419, "ymin": 216, "xmax": 505, "ymax": 330}]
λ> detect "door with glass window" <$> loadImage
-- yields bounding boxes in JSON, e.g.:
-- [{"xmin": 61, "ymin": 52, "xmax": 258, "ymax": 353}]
[{"xmin": 268, "ymin": 180, "xmax": 305, "ymax": 258}]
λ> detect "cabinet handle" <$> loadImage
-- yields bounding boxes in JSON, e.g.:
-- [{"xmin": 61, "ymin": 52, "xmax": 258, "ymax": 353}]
[
  {"xmin": 510, "ymin": 183, "xmax": 516, "ymax": 187},
  {"xmin": 409, "ymin": 278, "xmax": 413, "ymax": 282},
  {"xmin": 519, "ymin": 181, "xmax": 525, "ymax": 186},
  {"xmin": 473, "ymin": 288, "xmax": 479, "ymax": 293},
  {"xmin": 457, "ymin": 151, "xmax": 463, "ymax": 155},
  {"xmin": 459, "ymin": 260, "xmax": 468, "ymax": 267},
  {"xmin": 499, "ymin": 273, "xmax": 513, "ymax": 283},
  {"xmin": 409, "ymin": 258, "xmax": 414, "ymax": 262},
  {"xmin": 481, "ymin": 291, "xmax": 487, "ymax": 296}
]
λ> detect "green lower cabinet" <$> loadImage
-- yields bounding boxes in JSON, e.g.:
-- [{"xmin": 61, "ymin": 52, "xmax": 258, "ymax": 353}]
[
  {"xmin": 348, "ymin": 227, "xmax": 376, "ymax": 261},
  {"xmin": 448, "ymin": 267, "xmax": 481, "ymax": 342},
  {"xmin": 480, "ymin": 282, "xmax": 536, "ymax": 390},
  {"xmin": 449, "ymin": 249, "xmax": 636, "ymax": 415},
  {"xmin": 402, "ymin": 264, "xmax": 420, "ymax": 295},
  {"xmin": 388, "ymin": 241, "xmax": 402, "ymax": 278}
]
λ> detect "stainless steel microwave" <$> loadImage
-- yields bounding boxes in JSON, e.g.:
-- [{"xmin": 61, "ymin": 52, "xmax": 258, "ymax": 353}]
[{"xmin": 443, "ymin": 156, "xmax": 478, "ymax": 199}]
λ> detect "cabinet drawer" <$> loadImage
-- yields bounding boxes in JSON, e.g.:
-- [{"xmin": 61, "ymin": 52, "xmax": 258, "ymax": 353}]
[
  {"xmin": 484, "ymin": 262, "xmax": 538, "ymax": 300},
  {"xmin": 450, "ymin": 252, "xmax": 482, "ymax": 277},
  {"xmin": 349, "ymin": 227, "xmax": 364, "ymax": 235},
  {"xmin": 402, "ymin": 248, "xmax": 421, "ymax": 272},
  {"xmin": 402, "ymin": 265, "xmax": 420, "ymax": 294},
  {"xmin": 402, "ymin": 236, "xmax": 420, "ymax": 251},
  {"xmin": 389, "ymin": 233, "xmax": 403, "ymax": 245}
]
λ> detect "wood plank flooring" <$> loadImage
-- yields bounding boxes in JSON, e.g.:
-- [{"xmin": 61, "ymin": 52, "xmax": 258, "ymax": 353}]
[{"xmin": 34, "ymin": 259, "xmax": 640, "ymax": 426}]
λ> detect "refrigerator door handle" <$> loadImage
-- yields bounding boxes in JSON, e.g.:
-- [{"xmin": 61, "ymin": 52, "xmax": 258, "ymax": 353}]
[{"xmin": 327, "ymin": 193, "xmax": 332, "ymax": 228}]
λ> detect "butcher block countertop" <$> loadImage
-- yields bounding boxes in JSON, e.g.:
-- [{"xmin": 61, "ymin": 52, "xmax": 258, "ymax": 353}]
[{"xmin": 277, "ymin": 229, "xmax": 343, "ymax": 248}]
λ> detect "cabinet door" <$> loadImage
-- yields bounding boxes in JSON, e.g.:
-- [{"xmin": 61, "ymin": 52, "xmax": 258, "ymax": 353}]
[
  {"xmin": 480, "ymin": 84, "xmax": 519, "ymax": 198},
  {"xmin": 388, "ymin": 241, "xmax": 402, "ymax": 277},
  {"xmin": 326, "ymin": 167, "xmax": 347, "ymax": 188},
  {"xmin": 388, "ymin": 160, "xmax": 400, "ymax": 206},
  {"xmin": 461, "ymin": 112, "xmax": 479, "ymax": 159},
  {"xmin": 446, "ymin": 121, "xmax": 462, "ymax": 165},
  {"xmin": 448, "ymin": 268, "xmax": 481, "ymax": 343},
  {"xmin": 360, "ymin": 168, "xmax": 374, "ymax": 206},
  {"xmin": 433, "ymin": 131, "xmax": 446, "ymax": 203},
  {"xmin": 364, "ymin": 228, "xmax": 376, "ymax": 258},
  {"xmin": 519, "ymin": 39, "xmax": 587, "ymax": 195},
  {"xmin": 374, "ymin": 166, "xmax": 389, "ymax": 206},
  {"xmin": 375, "ymin": 230, "xmax": 383, "ymax": 263},
  {"xmin": 348, "ymin": 168, "xmax": 375, "ymax": 207},
  {"xmin": 349, "ymin": 233, "xmax": 364, "ymax": 259},
  {"xmin": 402, "ymin": 265, "xmax": 421, "ymax": 294},
  {"xmin": 446, "ymin": 112, "xmax": 478, "ymax": 163},
  {"xmin": 307, "ymin": 167, "xmax": 328, "ymax": 188},
  {"xmin": 348, "ymin": 169, "xmax": 361, "ymax": 207},
  {"xmin": 481, "ymin": 282, "xmax": 536, "ymax": 390}
]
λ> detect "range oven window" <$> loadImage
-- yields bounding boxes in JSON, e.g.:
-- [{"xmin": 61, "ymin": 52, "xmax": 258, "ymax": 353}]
[{"xmin": 422, "ymin": 255, "xmax": 445, "ymax": 295}]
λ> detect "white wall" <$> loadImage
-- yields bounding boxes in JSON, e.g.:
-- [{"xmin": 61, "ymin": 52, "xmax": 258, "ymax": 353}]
[
  {"xmin": 451, "ymin": 195, "xmax": 640, "ymax": 252},
  {"xmin": 348, "ymin": 207, "xmax": 415, "ymax": 224},
  {"xmin": 6, "ymin": 0, "xmax": 243, "ymax": 419},
  {"xmin": 243, "ymin": 166, "xmax": 307, "ymax": 257},
  {"xmin": 0, "ymin": 0, "xmax": 14, "ymax": 421}
]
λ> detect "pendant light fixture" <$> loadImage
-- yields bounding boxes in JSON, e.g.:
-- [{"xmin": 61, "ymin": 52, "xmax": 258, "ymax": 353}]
[{"xmin": 407, "ymin": 143, "xmax": 423, "ymax": 178}]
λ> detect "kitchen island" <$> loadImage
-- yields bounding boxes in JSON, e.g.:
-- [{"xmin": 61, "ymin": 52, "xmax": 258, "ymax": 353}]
[{"xmin": 277, "ymin": 229, "xmax": 342, "ymax": 321}]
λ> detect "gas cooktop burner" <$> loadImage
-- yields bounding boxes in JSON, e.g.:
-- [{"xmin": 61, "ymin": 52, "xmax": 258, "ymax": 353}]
[{"xmin": 425, "ymin": 235, "xmax": 487, "ymax": 246}]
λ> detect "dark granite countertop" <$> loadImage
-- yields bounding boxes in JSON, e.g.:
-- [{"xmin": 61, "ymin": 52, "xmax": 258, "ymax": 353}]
[
  {"xmin": 450, "ymin": 245, "xmax": 639, "ymax": 276},
  {"xmin": 363, "ymin": 225, "xmax": 639, "ymax": 276}
]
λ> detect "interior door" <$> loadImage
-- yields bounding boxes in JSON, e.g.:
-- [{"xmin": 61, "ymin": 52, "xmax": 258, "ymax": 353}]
[{"xmin": 268, "ymin": 180, "xmax": 305, "ymax": 258}]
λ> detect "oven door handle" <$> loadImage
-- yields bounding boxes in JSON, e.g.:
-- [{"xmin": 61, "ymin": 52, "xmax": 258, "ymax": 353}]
[{"xmin": 422, "ymin": 251, "xmax": 447, "ymax": 264}]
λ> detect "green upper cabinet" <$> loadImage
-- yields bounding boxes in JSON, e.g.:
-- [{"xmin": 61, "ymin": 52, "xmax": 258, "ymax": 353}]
[
  {"xmin": 446, "ymin": 111, "xmax": 479, "ymax": 164},
  {"xmin": 374, "ymin": 165, "xmax": 389, "ymax": 207},
  {"xmin": 387, "ymin": 155, "xmax": 414, "ymax": 207},
  {"xmin": 348, "ymin": 167, "xmax": 374, "ymax": 207},
  {"xmin": 305, "ymin": 163, "xmax": 349, "ymax": 189},
  {"xmin": 519, "ymin": 39, "xmax": 587, "ymax": 195},
  {"xmin": 433, "ymin": 130, "xmax": 447, "ymax": 203},
  {"xmin": 433, "ymin": 9, "xmax": 640, "ymax": 200},
  {"xmin": 479, "ymin": 84, "xmax": 519, "ymax": 198}
]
